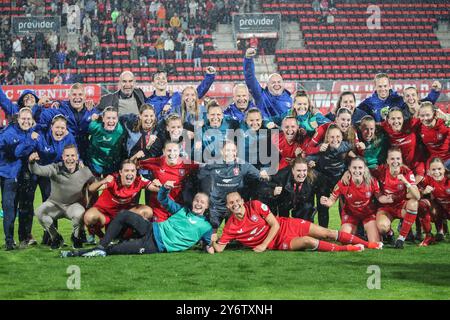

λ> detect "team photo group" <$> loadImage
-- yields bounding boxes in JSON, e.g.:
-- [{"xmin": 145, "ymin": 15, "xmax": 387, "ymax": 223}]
[{"xmin": 1, "ymin": 45, "xmax": 448, "ymax": 260}]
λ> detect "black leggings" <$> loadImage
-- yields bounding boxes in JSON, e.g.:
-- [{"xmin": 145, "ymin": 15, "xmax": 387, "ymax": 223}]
[
  {"xmin": 100, "ymin": 211, "xmax": 159, "ymax": 255},
  {"xmin": 316, "ymin": 178, "xmax": 340, "ymax": 228},
  {"xmin": 292, "ymin": 202, "xmax": 316, "ymax": 222}
]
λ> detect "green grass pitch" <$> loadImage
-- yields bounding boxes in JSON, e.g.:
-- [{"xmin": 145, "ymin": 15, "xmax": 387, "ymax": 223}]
[{"xmin": 0, "ymin": 192, "xmax": 449, "ymax": 300}]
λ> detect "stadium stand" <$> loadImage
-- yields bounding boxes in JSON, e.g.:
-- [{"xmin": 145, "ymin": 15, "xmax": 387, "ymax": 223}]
[
  {"xmin": 262, "ymin": 0, "xmax": 450, "ymax": 80},
  {"xmin": 0, "ymin": 0, "xmax": 449, "ymax": 83}
]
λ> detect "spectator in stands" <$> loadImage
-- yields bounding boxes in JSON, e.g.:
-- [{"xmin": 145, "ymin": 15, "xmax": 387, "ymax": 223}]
[
  {"xmin": 184, "ymin": 36, "xmax": 194, "ymax": 60},
  {"xmin": 116, "ymin": 13, "xmax": 125, "ymax": 37},
  {"xmin": 63, "ymin": 68, "xmax": 75, "ymax": 84},
  {"xmin": 157, "ymin": 4, "xmax": 166, "ymax": 28},
  {"xmin": 139, "ymin": 44, "xmax": 148, "ymax": 67},
  {"xmin": 23, "ymin": 68, "xmax": 35, "ymax": 85},
  {"xmin": 130, "ymin": 41, "xmax": 139, "ymax": 61},
  {"xmin": 12, "ymin": 36, "xmax": 22, "ymax": 60},
  {"xmin": 188, "ymin": 13, "xmax": 196, "ymax": 35},
  {"xmin": 170, "ymin": 13, "xmax": 181, "ymax": 29},
  {"xmin": 85, "ymin": 0, "xmax": 97, "ymax": 17},
  {"xmin": 8, "ymin": 53, "xmax": 19, "ymax": 69},
  {"xmin": 67, "ymin": 10, "xmax": 78, "ymax": 33},
  {"xmin": 188, "ymin": 0, "xmax": 198, "ymax": 17},
  {"xmin": 147, "ymin": 44, "xmax": 157, "ymax": 59},
  {"xmin": 22, "ymin": 33, "xmax": 34, "ymax": 59},
  {"xmin": 35, "ymin": 32, "xmax": 45, "ymax": 58},
  {"xmin": 56, "ymin": 48, "xmax": 67, "ymax": 71},
  {"xmin": 53, "ymin": 73, "xmax": 63, "ymax": 85},
  {"xmin": 243, "ymin": 48, "xmax": 292, "ymax": 119},
  {"xmin": 149, "ymin": 0, "xmax": 159, "ymax": 19},
  {"xmin": 125, "ymin": 22, "xmax": 136, "ymax": 43},
  {"xmin": 111, "ymin": 7, "xmax": 120, "ymax": 23},
  {"xmin": 193, "ymin": 43, "xmax": 202, "ymax": 68},
  {"xmin": 174, "ymin": 38, "xmax": 183, "ymax": 60},
  {"xmin": 135, "ymin": 24, "xmax": 144, "ymax": 46},
  {"xmin": 312, "ymin": 0, "xmax": 320, "ymax": 12},
  {"xmin": 155, "ymin": 36, "xmax": 165, "ymax": 60},
  {"xmin": 47, "ymin": 32, "xmax": 59, "ymax": 53},
  {"xmin": 83, "ymin": 14, "xmax": 92, "ymax": 35},
  {"xmin": 97, "ymin": 71, "xmax": 146, "ymax": 116},
  {"xmin": 164, "ymin": 36, "xmax": 175, "ymax": 59},
  {"xmin": 62, "ymin": 0, "xmax": 69, "ymax": 26}
]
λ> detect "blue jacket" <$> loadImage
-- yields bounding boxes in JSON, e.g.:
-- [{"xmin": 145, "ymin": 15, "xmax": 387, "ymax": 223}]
[
  {"xmin": 15, "ymin": 129, "xmax": 76, "ymax": 166},
  {"xmin": 145, "ymin": 73, "xmax": 215, "ymax": 119},
  {"xmin": 358, "ymin": 89, "xmax": 440, "ymax": 122},
  {"xmin": 37, "ymin": 101, "xmax": 98, "ymax": 157},
  {"xmin": 0, "ymin": 123, "xmax": 34, "ymax": 178},
  {"xmin": 0, "ymin": 87, "xmax": 41, "ymax": 118},
  {"xmin": 223, "ymin": 101, "xmax": 256, "ymax": 122},
  {"xmin": 243, "ymin": 57, "xmax": 292, "ymax": 119}
]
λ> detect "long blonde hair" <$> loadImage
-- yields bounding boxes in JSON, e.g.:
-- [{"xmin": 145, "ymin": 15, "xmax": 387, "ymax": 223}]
[
  {"xmin": 181, "ymin": 86, "xmax": 200, "ymax": 123},
  {"xmin": 349, "ymin": 157, "xmax": 372, "ymax": 186}
]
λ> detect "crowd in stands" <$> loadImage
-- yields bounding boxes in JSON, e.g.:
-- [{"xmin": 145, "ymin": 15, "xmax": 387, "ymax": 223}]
[{"xmin": 0, "ymin": 0, "xmax": 247, "ymax": 85}]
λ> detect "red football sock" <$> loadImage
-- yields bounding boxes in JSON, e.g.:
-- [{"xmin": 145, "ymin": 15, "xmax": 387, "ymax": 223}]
[
  {"xmin": 337, "ymin": 231, "xmax": 369, "ymax": 247},
  {"xmin": 399, "ymin": 210, "xmax": 417, "ymax": 238},
  {"xmin": 420, "ymin": 215, "xmax": 432, "ymax": 234},
  {"xmin": 317, "ymin": 240, "xmax": 357, "ymax": 252}
]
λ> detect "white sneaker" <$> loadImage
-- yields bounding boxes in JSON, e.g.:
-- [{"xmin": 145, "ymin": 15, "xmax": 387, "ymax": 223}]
[{"xmin": 82, "ymin": 249, "xmax": 106, "ymax": 258}]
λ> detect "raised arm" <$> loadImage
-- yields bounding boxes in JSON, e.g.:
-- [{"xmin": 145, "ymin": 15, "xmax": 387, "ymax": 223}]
[
  {"xmin": 29, "ymin": 161, "xmax": 58, "ymax": 178},
  {"xmin": 243, "ymin": 48, "xmax": 263, "ymax": 102},
  {"xmin": 196, "ymin": 66, "xmax": 216, "ymax": 99},
  {"xmin": 156, "ymin": 182, "xmax": 183, "ymax": 215},
  {"xmin": 0, "ymin": 86, "xmax": 19, "ymax": 115},
  {"xmin": 88, "ymin": 175, "xmax": 114, "ymax": 192},
  {"xmin": 420, "ymin": 80, "xmax": 441, "ymax": 104}
]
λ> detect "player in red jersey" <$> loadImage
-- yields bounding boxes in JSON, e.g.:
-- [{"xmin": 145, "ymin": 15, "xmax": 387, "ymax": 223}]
[
  {"xmin": 306, "ymin": 107, "xmax": 360, "ymax": 155},
  {"xmin": 421, "ymin": 158, "xmax": 450, "ymax": 243},
  {"xmin": 417, "ymin": 102, "xmax": 450, "ymax": 170},
  {"xmin": 83, "ymin": 159, "xmax": 153, "ymax": 238},
  {"xmin": 380, "ymin": 108, "xmax": 425, "ymax": 181},
  {"xmin": 138, "ymin": 141, "xmax": 199, "ymax": 222},
  {"xmin": 211, "ymin": 191, "xmax": 383, "ymax": 253},
  {"xmin": 373, "ymin": 147, "xmax": 421, "ymax": 249},
  {"xmin": 320, "ymin": 157, "xmax": 389, "ymax": 243},
  {"xmin": 271, "ymin": 116, "xmax": 307, "ymax": 170}
]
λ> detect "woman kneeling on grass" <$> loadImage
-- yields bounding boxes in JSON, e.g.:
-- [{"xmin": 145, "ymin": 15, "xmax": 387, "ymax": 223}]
[
  {"xmin": 320, "ymin": 157, "xmax": 390, "ymax": 243},
  {"xmin": 211, "ymin": 191, "xmax": 383, "ymax": 254}
]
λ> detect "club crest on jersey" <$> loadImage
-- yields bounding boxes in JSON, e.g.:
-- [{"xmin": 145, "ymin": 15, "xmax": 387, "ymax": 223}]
[
  {"xmin": 366, "ymin": 192, "xmax": 372, "ymax": 198},
  {"xmin": 446, "ymin": 188, "xmax": 450, "ymax": 194},
  {"xmin": 398, "ymin": 184, "xmax": 404, "ymax": 190},
  {"xmin": 282, "ymin": 243, "xmax": 289, "ymax": 250},
  {"xmin": 437, "ymin": 134, "xmax": 443, "ymax": 141},
  {"xmin": 179, "ymin": 169, "xmax": 185, "ymax": 176},
  {"xmin": 250, "ymin": 214, "xmax": 259, "ymax": 222},
  {"xmin": 233, "ymin": 167, "xmax": 240, "ymax": 176}
]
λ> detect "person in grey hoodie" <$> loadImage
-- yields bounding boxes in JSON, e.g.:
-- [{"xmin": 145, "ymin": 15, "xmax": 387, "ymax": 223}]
[{"xmin": 29, "ymin": 144, "xmax": 94, "ymax": 249}]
